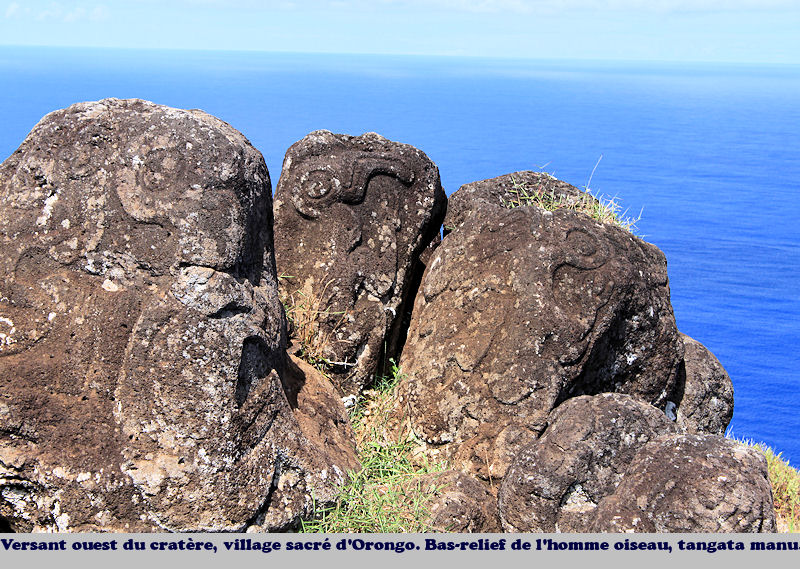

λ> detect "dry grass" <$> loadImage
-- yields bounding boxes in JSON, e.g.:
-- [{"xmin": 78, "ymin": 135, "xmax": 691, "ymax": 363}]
[
  {"xmin": 730, "ymin": 437, "xmax": 800, "ymax": 532},
  {"xmin": 503, "ymin": 174, "xmax": 641, "ymax": 232},
  {"xmin": 279, "ymin": 277, "xmax": 350, "ymax": 372},
  {"xmin": 754, "ymin": 443, "xmax": 800, "ymax": 532}
]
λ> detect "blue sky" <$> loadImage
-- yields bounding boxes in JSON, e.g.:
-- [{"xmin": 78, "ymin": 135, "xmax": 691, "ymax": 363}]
[{"xmin": 1, "ymin": 0, "xmax": 799, "ymax": 63}]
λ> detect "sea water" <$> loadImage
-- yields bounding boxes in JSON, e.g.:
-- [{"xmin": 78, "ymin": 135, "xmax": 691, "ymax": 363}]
[{"xmin": 1, "ymin": 46, "xmax": 798, "ymax": 463}]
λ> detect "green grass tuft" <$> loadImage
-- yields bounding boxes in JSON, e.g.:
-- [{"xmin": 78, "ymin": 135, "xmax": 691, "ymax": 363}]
[
  {"xmin": 301, "ymin": 361, "xmax": 446, "ymax": 533},
  {"xmin": 300, "ymin": 439, "xmax": 442, "ymax": 533}
]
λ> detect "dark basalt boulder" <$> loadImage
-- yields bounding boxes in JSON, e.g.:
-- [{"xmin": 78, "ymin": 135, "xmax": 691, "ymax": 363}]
[
  {"xmin": 590, "ymin": 434, "xmax": 776, "ymax": 533},
  {"xmin": 396, "ymin": 172, "xmax": 684, "ymax": 475},
  {"xmin": 672, "ymin": 333, "xmax": 734, "ymax": 435},
  {"xmin": 272, "ymin": 130, "xmax": 446, "ymax": 396},
  {"xmin": 0, "ymin": 106, "xmax": 768, "ymax": 536},
  {"xmin": 0, "ymin": 99, "xmax": 348, "ymax": 532},
  {"xmin": 498, "ymin": 393, "xmax": 678, "ymax": 532}
]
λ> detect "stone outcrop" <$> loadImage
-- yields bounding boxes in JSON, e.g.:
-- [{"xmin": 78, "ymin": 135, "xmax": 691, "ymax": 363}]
[
  {"xmin": 452, "ymin": 423, "xmax": 538, "ymax": 486},
  {"xmin": 673, "ymin": 333, "xmax": 734, "ymax": 435},
  {"xmin": 0, "ymin": 104, "xmax": 771, "ymax": 535},
  {"xmin": 273, "ymin": 130, "xmax": 446, "ymax": 396},
  {"xmin": 590, "ymin": 434, "xmax": 776, "ymax": 533},
  {"xmin": 444, "ymin": 170, "xmax": 591, "ymax": 232},
  {"xmin": 498, "ymin": 393, "xmax": 678, "ymax": 532},
  {"xmin": 396, "ymin": 172, "xmax": 684, "ymax": 474},
  {"xmin": 0, "ymin": 99, "xmax": 348, "ymax": 532}
]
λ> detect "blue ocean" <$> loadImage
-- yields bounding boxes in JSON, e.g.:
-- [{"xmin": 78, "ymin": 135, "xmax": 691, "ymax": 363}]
[{"xmin": 2, "ymin": 47, "xmax": 798, "ymax": 463}]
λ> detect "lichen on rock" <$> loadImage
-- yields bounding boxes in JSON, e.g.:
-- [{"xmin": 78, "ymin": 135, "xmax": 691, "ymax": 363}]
[
  {"xmin": 396, "ymin": 172, "xmax": 684, "ymax": 478},
  {"xmin": 0, "ymin": 99, "xmax": 351, "ymax": 532},
  {"xmin": 0, "ymin": 108, "xmax": 774, "ymax": 534},
  {"xmin": 273, "ymin": 130, "xmax": 446, "ymax": 396}
]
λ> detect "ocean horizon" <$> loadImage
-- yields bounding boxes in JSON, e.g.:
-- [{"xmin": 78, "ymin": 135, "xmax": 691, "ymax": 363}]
[{"xmin": 1, "ymin": 46, "xmax": 798, "ymax": 463}]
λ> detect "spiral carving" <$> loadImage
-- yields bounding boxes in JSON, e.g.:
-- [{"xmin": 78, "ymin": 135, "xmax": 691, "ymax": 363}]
[{"xmin": 290, "ymin": 153, "xmax": 415, "ymax": 219}]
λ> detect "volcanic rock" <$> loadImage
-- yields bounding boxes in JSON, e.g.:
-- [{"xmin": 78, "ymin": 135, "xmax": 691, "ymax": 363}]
[
  {"xmin": 0, "ymin": 99, "xmax": 346, "ymax": 532},
  {"xmin": 444, "ymin": 170, "xmax": 590, "ymax": 233},
  {"xmin": 590, "ymin": 434, "xmax": 776, "ymax": 532},
  {"xmin": 452, "ymin": 423, "xmax": 538, "ymax": 486},
  {"xmin": 272, "ymin": 130, "xmax": 446, "ymax": 396},
  {"xmin": 673, "ymin": 333, "xmax": 734, "ymax": 435},
  {"xmin": 396, "ymin": 172, "xmax": 684, "ymax": 473},
  {"xmin": 498, "ymin": 393, "xmax": 678, "ymax": 532},
  {"xmin": 411, "ymin": 470, "xmax": 501, "ymax": 532},
  {"xmin": 281, "ymin": 351, "xmax": 360, "ymax": 475}
]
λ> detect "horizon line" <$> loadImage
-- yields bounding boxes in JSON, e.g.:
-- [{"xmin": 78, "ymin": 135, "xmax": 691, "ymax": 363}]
[{"xmin": 1, "ymin": 43, "xmax": 799, "ymax": 68}]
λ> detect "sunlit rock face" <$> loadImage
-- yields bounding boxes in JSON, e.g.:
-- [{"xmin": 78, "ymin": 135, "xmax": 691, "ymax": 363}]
[
  {"xmin": 0, "ymin": 99, "xmax": 348, "ymax": 532},
  {"xmin": 273, "ymin": 130, "xmax": 445, "ymax": 396},
  {"xmin": 397, "ymin": 172, "xmax": 684, "ymax": 478}
]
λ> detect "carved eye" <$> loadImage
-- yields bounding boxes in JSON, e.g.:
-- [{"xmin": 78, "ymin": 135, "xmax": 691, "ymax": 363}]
[{"xmin": 301, "ymin": 168, "xmax": 340, "ymax": 199}]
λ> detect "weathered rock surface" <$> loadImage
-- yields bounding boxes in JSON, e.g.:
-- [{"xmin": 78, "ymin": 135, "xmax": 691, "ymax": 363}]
[
  {"xmin": 282, "ymin": 351, "xmax": 360, "ymax": 475},
  {"xmin": 0, "ymin": 99, "xmax": 346, "ymax": 532},
  {"xmin": 590, "ymin": 434, "xmax": 776, "ymax": 533},
  {"xmin": 673, "ymin": 333, "xmax": 734, "ymax": 435},
  {"xmin": 444, "ymin": 170, "xmax": 591, "ymax": 233},
  {"xmin": 0, "ymin": 105, "xmax": 766, "ymax": 536},
  {"xmin": 397, "ymin": 172, "xmax": 684, "ymax": 474},
  {"xmin": 452, "ymin": 423, "xmax": 538, "ymax": 486},
  {"xmin": 498, "ymin": 393, "xmax": 678, "ymax": 532},
  {"xmin": 411, "ymin": 470, "xmax": 500, "ymax": 532},
  {"xmin": 273, "ymin": 130, "xmax": 446, "ymax": 396}
]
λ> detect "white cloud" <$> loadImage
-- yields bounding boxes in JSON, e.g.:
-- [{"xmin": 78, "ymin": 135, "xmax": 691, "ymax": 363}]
[
  {"xmin": 63, "ymin": 6, "xmax": 85, "ymax": 22},
  {"xmin": 29, "ymin": 1, "xmax": 108, "ymax": 22},
  {"xmin": 573, "ymin": 0, "xmax": 797, "ymax": 10},
  {"xmin": 415, "ymin": 0, "xmax": 534, "ymax": 13},
  {"xmin": 125, "ymin": 0, "xmax": 800, "ymax": 13},
  {"xmin": 5, "ymin": 2, "xmax": 20, "ymax": 18},
  {"xmin": 394, "ymin": 0, "xmax": 800, "ymax": 12},
  {"xmin": 35, "ymin": 2, "xmax": 63, "ymax": 21}
]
